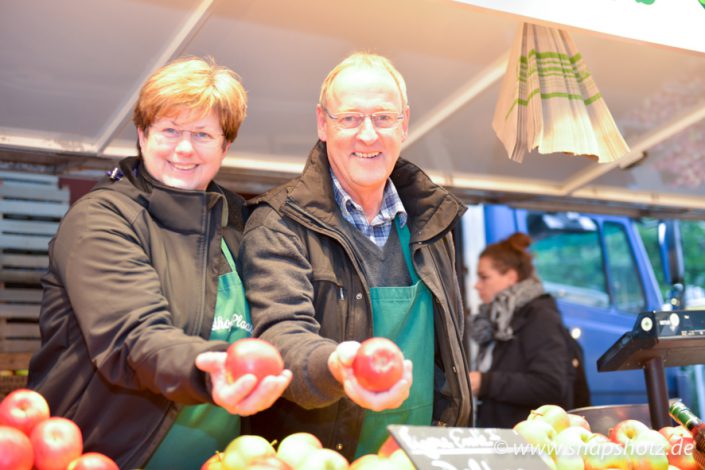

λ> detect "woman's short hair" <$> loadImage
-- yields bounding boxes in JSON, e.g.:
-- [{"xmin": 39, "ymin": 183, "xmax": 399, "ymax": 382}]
[
  {"xmin": 319, "ymin": 52, "xmax": 408, "ymax": 109},
  {"xmin": 480, "ymin": 232, "xmax": 535, "ymax": 281},
  {"xmin": 133, "ymin": 56, "xmax": 247, "ymax": 146}
]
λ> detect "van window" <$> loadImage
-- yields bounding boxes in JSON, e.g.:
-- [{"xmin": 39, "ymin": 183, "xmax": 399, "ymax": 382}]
[
  {"xmin": 604, "ymin": 222, "xmax": 645, "ymax": 312},
  {"xmin": 527, "ymin": 214, "xmax": 608, "ymax": 308}
]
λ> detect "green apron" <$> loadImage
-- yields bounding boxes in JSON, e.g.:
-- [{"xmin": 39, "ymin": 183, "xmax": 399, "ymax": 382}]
[
  {"xmin": 146, "ymin": 240, "xmax": 253, "ymax": 469},
  {"xmin": 354, "ymin": 219, "xmax": 435, "ymax": 458}
]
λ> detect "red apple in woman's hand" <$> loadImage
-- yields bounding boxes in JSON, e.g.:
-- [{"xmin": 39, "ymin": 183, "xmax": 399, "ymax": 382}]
[
  {"xmin": 352, "ymin": 338, "xmax": 404, "ymax": 392},
  {"xmin": 225, "ymin": 338, "xmax": 284, "ymax": 384}
]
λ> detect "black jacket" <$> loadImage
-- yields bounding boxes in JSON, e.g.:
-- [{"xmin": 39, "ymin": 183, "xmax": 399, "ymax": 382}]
[
  {"xmin": 28, "ymin": 157, "xmax": 247, "ymax": 469},
  {"xmin": 476, "ymin": 294, "xmax": 571, "ymax": 428},
  {"xmin": 241, "ymin": 141, "xmax": 473, "ymax": 460}
]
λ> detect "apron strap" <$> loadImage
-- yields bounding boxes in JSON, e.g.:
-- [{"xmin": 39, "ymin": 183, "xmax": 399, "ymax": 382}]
[
  {"xmin": 220, "ymin": 238, "xmax": 237, "ymax": 272},
  {"xmin": 394, "ymin": 217, "xmax": 419, "ymax": 284}
]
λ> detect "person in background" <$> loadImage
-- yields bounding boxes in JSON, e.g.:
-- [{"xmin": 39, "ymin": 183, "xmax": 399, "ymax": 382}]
[
  {"xmin": 468, "ymin": 232, "xmax": 571, "ymax": 428},
  {"xmin": 240, "ymin": 52, "xmax": 472, "ymax": 461},
  {"xmin": 27, "ymin": 57, "xmax": 291, "ymax": 469}
]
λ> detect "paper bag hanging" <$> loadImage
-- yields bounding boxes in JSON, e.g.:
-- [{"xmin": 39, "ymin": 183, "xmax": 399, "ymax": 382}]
[{"xmin": 492, "ymin": 22, "xmax": 630, "ymax": 163}]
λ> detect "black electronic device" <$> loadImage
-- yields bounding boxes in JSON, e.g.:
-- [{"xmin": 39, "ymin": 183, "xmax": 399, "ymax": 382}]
[{"xmin": 597, "ymin": 309, "xmax": 705, "ymax": 429}]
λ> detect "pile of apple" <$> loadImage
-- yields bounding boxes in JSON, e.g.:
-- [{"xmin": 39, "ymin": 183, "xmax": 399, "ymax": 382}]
[
  {"xmin": 200, "ymin": 432, "xmax": 413, "ymax": 470},
  {"xmin": 513, "ymin": 404, "xmax": 697, "ymax": 470},
  {"xmin": 0, "ymin": 388, "xmax": 118, "ymax": 470}
]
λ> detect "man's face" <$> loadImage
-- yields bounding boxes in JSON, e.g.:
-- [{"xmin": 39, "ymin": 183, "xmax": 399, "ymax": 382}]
[
  {"xmin": 137, "ymin": 108, "xmax": 230, "ymax": 191},
  {"xmin": 316, "ymin": 66, "xmax": 409, "ymax": 203}
]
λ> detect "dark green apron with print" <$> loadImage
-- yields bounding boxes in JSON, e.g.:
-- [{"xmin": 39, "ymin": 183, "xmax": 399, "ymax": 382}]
[
  {"xmin": 146, "ymin": 240, "xmax": 252, "ymax": 469},
  {"xmin": 354, "ymin": 219, "xmax": 435, "ymax": 458}
]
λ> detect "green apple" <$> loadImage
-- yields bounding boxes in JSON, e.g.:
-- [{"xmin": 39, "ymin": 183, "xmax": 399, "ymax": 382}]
[
  {"xmin": 222, "ymin": 435, "xmax": 275, "ymax": 470},
  {"xmin": 626, "ymin": 430, "xmax": 669, "ymax": 470},
  {"xmin": 529, "ymin": 405, "xmax": 571, "ymax": 433},
  {"xmin": 295, "ymin": 448, "xmax": 348, "ymax": 470},
  {"xmin": 276, "ymin": 432, "xmax": 322, "ymax": 468},
  {"xmin": 582, "ymin": 441, "xmax": 630, "ymax": 470},
  {"xmin": 388, "ymin": 449, "xmax": 415, "ymax": 470},
  {"xmin": 514, "ymin": 419, "xmax": 557, "ymax": 454}
]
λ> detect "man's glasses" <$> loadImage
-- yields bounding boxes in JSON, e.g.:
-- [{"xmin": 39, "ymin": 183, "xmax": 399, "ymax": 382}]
[
  {"xmin": 322, "ymin": 107, "xmax": 404, "ymax": 130},
  {"xmin": 151, "ymin": 127, "xmax": 223, "ymax": 147}
]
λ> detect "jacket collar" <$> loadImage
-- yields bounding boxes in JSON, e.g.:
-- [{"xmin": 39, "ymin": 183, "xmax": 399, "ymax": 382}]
[
  {"xmin": 283, "ymin": 140, "xmax": 465, "ymax": 242},
  {"xmin": 99, "ymin": 157, "xmax": 247, "ymax": 234}
]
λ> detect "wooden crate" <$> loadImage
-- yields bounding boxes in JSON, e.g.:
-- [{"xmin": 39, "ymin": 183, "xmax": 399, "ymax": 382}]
[
  {"xmin": 0, "ymin": 352, "xmax": 31, "ymax": 397},
  {"xmin": 0, "ymin": 172, "xmax": 69, "ymax": 354}
]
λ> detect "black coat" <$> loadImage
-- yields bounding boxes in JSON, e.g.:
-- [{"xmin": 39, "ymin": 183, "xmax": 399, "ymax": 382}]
[{"xmin": 476, "ymin": 294, "xmax": 571, "ymax": 428}]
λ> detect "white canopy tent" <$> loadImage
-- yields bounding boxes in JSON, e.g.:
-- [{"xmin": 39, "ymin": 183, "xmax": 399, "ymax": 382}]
[{"xmin": 2, "ymin": 0, "xmax": 705, "ymax": 217}]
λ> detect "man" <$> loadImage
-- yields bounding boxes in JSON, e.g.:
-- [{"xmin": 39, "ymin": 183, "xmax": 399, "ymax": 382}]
[{"xmin": 241, "ymin": 52, "xmax": 472, "ymax": 460}]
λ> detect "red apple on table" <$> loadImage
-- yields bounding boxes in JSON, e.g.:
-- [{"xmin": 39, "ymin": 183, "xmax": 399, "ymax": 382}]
[
  {"xmin": 225, "ymin": 338, "xmax": 284, "ymax": 384},
  {"xmin": 567, "ymin": 413, "xmax": 592, "ymax": 432},
  {"xmin": 352, "ymin": 337, "xmax": 404, "ymax": 392},
  {"xmin": 67, "ymin": 452, "xmax": 119, "ymax": 470},
  {"xmin": 659, "ymin": 426, "xmax": 697, "ymax": 470},
  {"xmin": 608, "ymin": 419, "xmax": 650, "ymax": 446},
  {"xmin": 0, "ymin": 388, "xmax": 50, "ymax": 436},
  {"xmin": 30, "ymin": 417, "xmax": 83, "ymax": 470},
  {"xmin": 582, "ymin": 441, "xmax": 630, "ymax": 470},
  {"xmin": 528, "ymin": 404, "xmax": 571, "ymax": 433},
  {"xmin": 0, "ymin": 425, "xmax": 34, "ymax": 470},
  {"xmin": 377, "ymin": 434, "xmax": 400, "ymax": 457},
  {"xmin": 294, "ymin": 448, "xmax": 348, "ymax": 470},
  {"xmin": 626, "ymin": 429, "xmax": 669, "ymax": 470},
  {"xmin": 276, "ymin": 432, "xmax": 322, "ymax": 468},
  {"xmin": 201, "ymin": 452, "xmax": 226, "ymax": 470},
  {"xmin": 222, "ymin": 434, "xmax": 276, "ymax": 470}
]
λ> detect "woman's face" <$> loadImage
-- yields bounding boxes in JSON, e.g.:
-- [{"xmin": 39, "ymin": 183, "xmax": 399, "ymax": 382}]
[
  {"xmin": 137, "ymin": 108, "xmax": 229, "ymax": 191},
  {"xmin": 475, "ymin": 256, "xmax": 519, "ymax": 304}
]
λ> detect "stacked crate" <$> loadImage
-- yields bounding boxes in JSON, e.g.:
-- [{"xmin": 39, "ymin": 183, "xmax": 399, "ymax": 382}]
[{"xmin": 0, "ymin": 171, "xmax": 69, "ymax": 396}]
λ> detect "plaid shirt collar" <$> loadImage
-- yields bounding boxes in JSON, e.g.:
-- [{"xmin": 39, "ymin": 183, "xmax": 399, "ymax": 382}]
[{"xmin": 330, "ymin": 169, "xmax": 407, "ymax": 247}]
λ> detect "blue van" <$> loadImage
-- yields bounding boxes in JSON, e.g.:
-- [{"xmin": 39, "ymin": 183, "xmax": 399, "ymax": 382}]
[{"xmin": 463, "ymin": 204, "xmax": 702, "ymax": 409}]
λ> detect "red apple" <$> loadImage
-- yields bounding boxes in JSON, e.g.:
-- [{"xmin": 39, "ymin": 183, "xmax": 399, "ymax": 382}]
[
  {"xmin": 276, "ymin": 432, "xmax": 322, "ymax": 468},
  {"xmin": 67, "ymin": 452, "xmax": 119, "ymax": 470},
  {"xmin": 659, "ymin": 426, "xmax": 697, "ymax": 470},
  {"xmin": 30, "ymin": 417, "xmax": 83, "ymax": 470},
  {"xmin": 377, "ymin": 434, "xmax": 400, "ymax": 457},
  {"xmin": 352, "ymin": 337, "xmax": 404, "ymax": 392},
  {"xmin": 582, "ymin": 441, "xmax": 630, "ymax": 470},
  {"xmin": 201, "ymin": 452, "xmax": 226, "ymax": 470},
  {"xmin": 0, "ymin": 425, "xmax": 33, "ymax": 470},
  {"xmin": 528, "ymin": 404, "xmax": 571, "ymax": 433},
  {"xmin": 295, "ymin": 448, "xmax": 348, "ymax": 470},
  {"xmin": 225, "ymin": 338, "xmax": 284, "ymax": 384},
  {"xmin": 608, "ymin": 419, "xmax": 650, "ymax": 446},
  {"xmin": 222, "ymin": 434, "xmax": 276, "ymax": 470},
  {"xmin": 626, "ymin": 430, "xmax": 669, "ymax": 470},
  {"xmin": 0, "ymin": 388, "xmax": 50, "ymax": 436},
  {"xmin": 567, "ymin": 413, "xmax": 592, "ymax": 432}
]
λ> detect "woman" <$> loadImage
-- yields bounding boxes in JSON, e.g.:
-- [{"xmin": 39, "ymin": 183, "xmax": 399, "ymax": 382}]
[
  {"xmin": 27, "ymin": 57, "xmax": 291, "ymax": 469},
  {"xmin": 468, "ymin": 232, "xmax": 571, "ymax": 428}
]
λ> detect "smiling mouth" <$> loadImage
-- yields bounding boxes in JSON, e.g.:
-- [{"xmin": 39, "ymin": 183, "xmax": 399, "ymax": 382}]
[
  {"xmin": 353, "ymin": 152, "xmax": 381, "ymax": 159},
  {"xmin": 168, "ymin": 162, "xmax": 198, "ymax": 171}
]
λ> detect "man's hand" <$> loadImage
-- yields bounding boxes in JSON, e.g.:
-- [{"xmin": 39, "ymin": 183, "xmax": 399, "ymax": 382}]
[
  {"xmin": 195, "ymin": 351, "xmax": 292, "ymax": 416},
  {"xmin": 327, "ymin": 341, "xmax": 413, "ymax": 412}
]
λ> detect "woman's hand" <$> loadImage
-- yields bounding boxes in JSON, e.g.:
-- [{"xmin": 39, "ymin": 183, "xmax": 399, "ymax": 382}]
[
  {"xmin": 327, "ymin": 341, "xmax": 413, "ymax": 412},
  {"xmin": 469, "ymin": 371, "xmax": 482, "ymax": 396},
  {"xmin": 195, "ymin": 351, "xmax": 292, "ymax": 416}
]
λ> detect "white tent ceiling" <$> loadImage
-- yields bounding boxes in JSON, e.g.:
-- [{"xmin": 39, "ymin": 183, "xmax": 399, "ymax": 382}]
[{"xmin": 2, "ymin": 0, "xmax": 705, "ymax": 218}]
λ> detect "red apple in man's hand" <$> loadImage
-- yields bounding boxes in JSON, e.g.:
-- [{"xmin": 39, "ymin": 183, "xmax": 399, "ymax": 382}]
[
  {"xmin": 608, "ymin": 419, "xmax": 650, "ymax": 446},
  {"xmin": 30, "ymin": 417, "xmax": 83, "ymax": 470},
  {"xmin": 352, "ymin": 337, "xmax": 404, "ymax": 392},
  {"xmin": 67, "ymin": 452, "xmax": 119, "ymax": 470},
  {"xmin": 0, "ymin": 425, "xmax": 34, "ymax": 470},
  {"xmin": 225, "ymin": 338, "xmax": 284, "ymax": 384},
  {"xmin": 659, "ymin": 426, "xmax": 698, "ymax": 470},
  {"xmin": 0, "ymin": 388, "xmax": 50, "ymax": 436}
]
